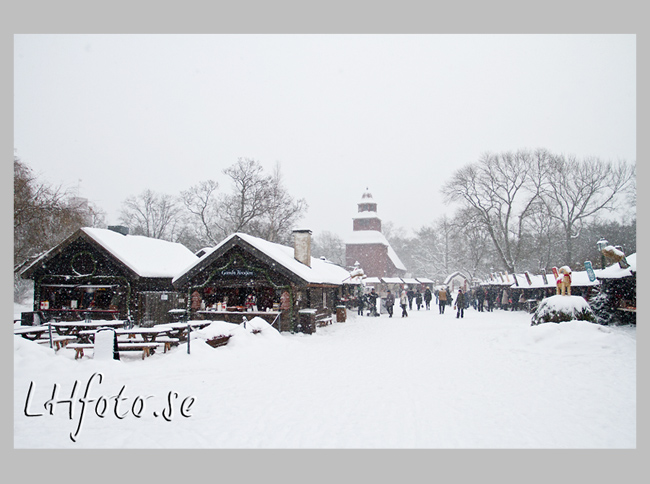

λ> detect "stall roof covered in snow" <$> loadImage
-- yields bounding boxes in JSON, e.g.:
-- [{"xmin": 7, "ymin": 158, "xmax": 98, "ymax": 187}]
[
  {"xmin": 481, "ymin": 266, "xmax": 604, "ymax": 289},
  {"xmin": 173, "ymin": 232, "xmax": 351, "ymax": 287},
  {"xmin": 382, "ymin": 277, "xmax": 405, "ymax": 284},
  {"xmin": 416, "ymin": 277, "xmax": 435, "ymax": 284},
  {"xmin": 598, "ymin": 253, "xmax": 636, "ymax": 279},
  {"xmin": 21, "ymin": 227, "xmax": 198, "ymax": 279},
  {"xmin": 345, "ymin": 230, "xmax": 407, "ymax": 272}
]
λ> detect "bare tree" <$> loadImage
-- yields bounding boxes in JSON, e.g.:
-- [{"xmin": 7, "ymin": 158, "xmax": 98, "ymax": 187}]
[
  {"xmin": 312, "ymin": 231, "xmax": 346, "ymax": 266},
  {"xmin": 220, "ymin": 158, "xmax": 270, "ymax": 235},
  {"xmin": 14, "ymin": 155, "xmax": 94, "ymax": 301},
  {"xmin": 119, "ymin": 189, "xmax": 180, "ymax": 240},
  {"xmin": 254, "ymin": 162, "xmax": 308, "ymax": 244},
  {"xmin": 442, "ymin": 149, "xmax": 549, "ymax": 273},
  {"xmin": 451, "ymin": 209, "xmax": 493, "ymax": 280},
  {"xmin": 180, "ymin": 179, "xmax": 222, "ymax": 246},
  {"xmin": 542, "ymin": 155, "xmax": 635, "ymax": 266}
]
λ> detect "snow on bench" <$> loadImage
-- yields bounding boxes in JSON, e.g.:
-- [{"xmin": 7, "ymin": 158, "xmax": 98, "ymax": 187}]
[
  {"xmin": 155, "ymin": 336, "xmax": 180, "ymax": 352},
  {"xmin": 35, "ymin": 335, "xmax": 77, "ymax": 350},
  {"xmin": 66, "ymin": 342, "xmax": 165, "ymax": 360}
]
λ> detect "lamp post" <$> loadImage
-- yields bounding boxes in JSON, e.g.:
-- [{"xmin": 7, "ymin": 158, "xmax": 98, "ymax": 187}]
[{"xmin": 597, "ymin": 238, "xmax": 608, "ymax": 269}]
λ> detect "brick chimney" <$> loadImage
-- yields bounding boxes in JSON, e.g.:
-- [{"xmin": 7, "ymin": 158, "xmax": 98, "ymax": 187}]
[{"xmin": 293, "ymin": 229, "xmax": 312, "ymax": 267}]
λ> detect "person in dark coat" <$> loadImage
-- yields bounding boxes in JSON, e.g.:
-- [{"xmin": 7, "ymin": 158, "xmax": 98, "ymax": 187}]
[
  {"xmin": 454, "ymin": 289, "xmax": 465, "ymax": 319},
  {"xmin": 357, "ymin": 293, "xmax": 365, "ymax": 316},
  {"xmin": 407, "ymin": 288, "xmax": 414, "ymax": 310},
  {"xmin": 367, "ymin": 288, "xmax": 379, "ymax": 317},
  {"xmin": 385, "ymin": 290, "xmax": 395, "ymax": 318},
  {"xmin": 477, "ymin": 287, "xmax": 485, "ymax": 312},
  {"xmin": 487, "ymin": 288, "xmax": 495, "ymax": 312},
  {"xmin": 424, "ymin": 287, "xmax": 432, "ymax": 310},
  {"xmin": 415, "ymin": 289, "xmax": 423, "ymax": 310}
]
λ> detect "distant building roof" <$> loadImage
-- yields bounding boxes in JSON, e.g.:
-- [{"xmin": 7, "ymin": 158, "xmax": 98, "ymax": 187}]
[{"xmin": 345, "ymin": 230, "xmax": 407, "ymax": 272}]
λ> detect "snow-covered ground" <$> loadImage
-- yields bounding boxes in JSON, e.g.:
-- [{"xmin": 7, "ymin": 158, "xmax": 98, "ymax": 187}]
[{"xmin": 14, "ymin": 302, "xmax": 635, "ymax": 449}]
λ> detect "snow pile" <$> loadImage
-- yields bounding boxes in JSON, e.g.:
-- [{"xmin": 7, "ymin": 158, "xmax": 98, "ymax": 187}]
[
  {"xmin": 531, "ymin": 295, "xmax": 595, "ymax": 325},
  {"xmin": 190, "ymin": 317, "xmax": 283, "ymax": 349}
]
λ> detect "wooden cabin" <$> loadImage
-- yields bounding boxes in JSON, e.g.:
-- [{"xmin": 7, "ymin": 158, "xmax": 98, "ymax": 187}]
[
  {"xmin": 172, "ymin": 230, "xmax": 352, "ymax": 333},
  {"xmin": 19, "ymin": 227, "xmax": 198, "ymax": 325}
]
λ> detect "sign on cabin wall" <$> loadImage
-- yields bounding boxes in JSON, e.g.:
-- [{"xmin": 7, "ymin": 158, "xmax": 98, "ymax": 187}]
[{"xmin": 219, "ymin": 268, "xmax": 257, "ymax": 278}]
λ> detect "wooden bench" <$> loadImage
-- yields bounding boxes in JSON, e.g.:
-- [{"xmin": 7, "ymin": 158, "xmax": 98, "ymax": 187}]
[
  {"xmin": 36, "ymin": 335, "xmax": 77, "ymax": 350},
  {"xmin": 66, "ymin": 343, "xmax": 95, "ymax": 359},
  {"xmin": 315, "ymin": 308, "xmax": 334, "ymax": 327},
  {"xmin": 117, "ymin": 342, "xmax": 164, "ymax": 359},
  {"xmin": 67, "ymin": 342, "xmax": 164, "ymax": 359},
  {"xmin": 154, "ymin": 336, "xmax": 180, "ymax": 353}
]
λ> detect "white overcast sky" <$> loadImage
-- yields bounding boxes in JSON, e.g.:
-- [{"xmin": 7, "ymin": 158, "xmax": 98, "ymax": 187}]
[{"xmin": 13, "ymin": 34, "xmax": 636, "ymax": 238}]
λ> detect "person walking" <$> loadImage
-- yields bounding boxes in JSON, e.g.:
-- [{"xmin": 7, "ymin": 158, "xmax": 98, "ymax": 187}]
[
  {"xmin": 400, "ymin": 289, "xmax": 409, "ymax": 317},
  {"xmin": 515, "ymin": 292, "xmax": 525, "ymax": 311},
  {"xmin": 454, "ymin": 289, "xmax": 465, "ymax": 319},
  {"xmin": 501, "ymin": 289, "xmax": 509, "ymax": 311},
  {"xmin": 487, "ymin": 288, "xmax": 495, "ymax": 312},
  {"xmin": 385, "ymin": 290, "xmax": 395, "ymax": 318},
  {"xmin": 357, "ymin": 292, "xmax": 365, "ymax": 316},
  {"xmin": 368, "ymin": 288, "xmax": 379, "ymax": 316},
  {"xmin": 424, "ymin": 287, "xmax": 432, "ymax": 310},
  {"xmin": 407, "ymin": 288, "xmax": 414, "ymax": 310},
  {"xmin": 438, "ymin": 287, "xmax": 447, "ymax": 314},
  {"xmin": 415, "ymin": 289, "xmax": 423, "ymax": 310}
]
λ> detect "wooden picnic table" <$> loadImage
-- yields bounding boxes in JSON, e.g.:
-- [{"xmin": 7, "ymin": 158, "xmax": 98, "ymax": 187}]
[
  {"xmin": 14, "ymin": 325, "xmax": 52, "ymax": 341},
  {"xmin": 48, "ymin": 320, "xmax": 126, "ymax": 336},
  {"xmin": 155, "ymin": 321, "xmax": 212, "ymax": 341},
  {"xmin": 68, "ymin": 326, "xmax": 180, "ymax": 359},
  {"xmin": 115, "ymin": 327, "xmax": 170, "ymax": 342},
  {"xmin": 78, "ymin": 326, "xmax": 171, "ymax": 343}
]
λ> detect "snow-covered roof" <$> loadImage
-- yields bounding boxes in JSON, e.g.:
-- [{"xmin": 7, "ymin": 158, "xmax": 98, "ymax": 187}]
[
  {"xmin": 444, "ymin": 271, "xmax": 470, "ymax": 285},
  {"xmin": 346, "ymin": 230, "xmax": 388, "ymax": 245},
  {"xmin": 401, "ymin": 277, "xmax": 420, "ymax": 285},
  {"xmin": 364, "ymin": 277, "xmax": 382, "ymax": 284},
  {"xmin": 345, "ymin": 230, "xmax": 407, "ymax": 272},
  {"xmin": 83, "ymin": 228, "xmax": 198, "ymax": 278},
  {"xmin": 173, "ymin": 232, "xmax": 351, "ymax": 286},
  {"xmin": 416, "ymin": 277, "xmax": 434, "ymax": 284},
  {"xmin": 598, "ymin": 253, "xmax": 636, "ymax": 279},
  {"xmin": 358, "ymin": 190, "xmax": 376, "ymax": 204},
  {"xmin": 352, "ymin": 211, "xmax": 379, "ymax": 219},
  {"xmin": 21, "ymin": 227, "xmax": 198, "ymax": 279},
  {"xmin": 382, "ymin": 277, "xmax": 405, "ymax": 284}
]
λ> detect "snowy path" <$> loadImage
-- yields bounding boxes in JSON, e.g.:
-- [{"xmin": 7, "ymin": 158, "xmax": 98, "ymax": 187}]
[{"xmin": 14, "ymin": 307, "xmax": 636, "ymax": 448}]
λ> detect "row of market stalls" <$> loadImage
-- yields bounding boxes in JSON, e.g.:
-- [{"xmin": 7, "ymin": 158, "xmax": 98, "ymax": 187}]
[
  {"xmin": 19, "ymin": 227, "xmax": 356, "ymax": 333},
  {"xmin": 473, "ymin": 254, "xmax": 636, "ymax": 322}
]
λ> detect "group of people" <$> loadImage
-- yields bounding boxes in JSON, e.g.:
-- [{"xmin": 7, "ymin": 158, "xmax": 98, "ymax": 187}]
[
  {"xmin": 358, "ymin": 286, "xmax": 469, "ymax": 319},
  {"xmin": 357, "ymin": 285, "xmax": 536, "ymax": 320}
]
